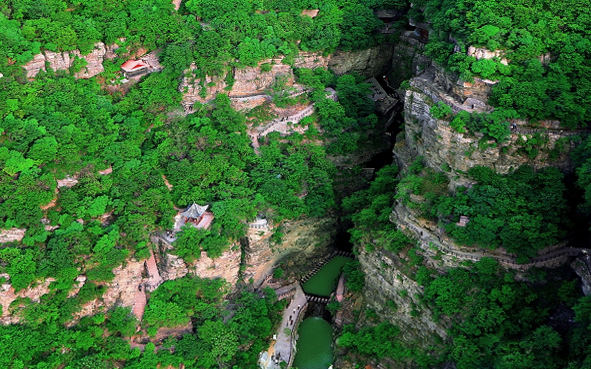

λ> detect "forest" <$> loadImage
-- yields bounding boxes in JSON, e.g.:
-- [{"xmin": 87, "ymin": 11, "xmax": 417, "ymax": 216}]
[{"xmin": 1, "ymin": 0, "xmax": 591, "ymax": 368}]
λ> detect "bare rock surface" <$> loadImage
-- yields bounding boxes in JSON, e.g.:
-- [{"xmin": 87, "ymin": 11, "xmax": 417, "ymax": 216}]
[
  {"xmin": 242, "ymin": 217, "xmax": 337, "ymax": 287},
  {"xmin": 0, "ymin": 228, "xmax": 26, "ymax": 243},
  {"xmin": 72, "ymin": 259, "xmax": 145, "ymax": 322},
  {"xmin": 23, "ymin": 43, "xmax": 109, "ymax": 79},
  {"xmin": 399, "ymin": 71, "xmax": 577, "ymax": 181},
  {"xmin": 188, "ymin": 249, "xmax": 241, "ymax": 286},
  {"xmin": 0, "ymin": 277, "xmax": 55, "ymax": 324},
  {"xmin": 358, "ymin": 247, "xmax": 447, "ymax": 346},
  {"xmin": 180, "ymin": 46, "xmax": 391, "ymax": 110}
]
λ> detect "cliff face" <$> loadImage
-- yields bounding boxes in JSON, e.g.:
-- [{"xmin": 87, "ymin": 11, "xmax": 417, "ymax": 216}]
[
  {"xmin": 358, "ymin": 248, "xmax": 447, "ymax": 346},
  {"xmin": 395, "ymin": 65, "xmax": 576, "ymax": 189},
  {"xmin": 242, "ymin": 216, "xmax": 338, "ymax": 286},
  {"xmin": 156, "ymin": 240, "xmax": 242, "ymax": 287},
  {"xmin": 180, "ymin": 45, "xmax": 395, "ymax": 109},
  {"xmin": 328, "ymin": 44, "xmax": 394, "ymax": 77},
  {"xmin": 22, "ymin": 42, "xmax": 119, "ymax": 79},
  {"xmin": 357, "ymin": 36, "xmax": 586, "ymax": 353}
]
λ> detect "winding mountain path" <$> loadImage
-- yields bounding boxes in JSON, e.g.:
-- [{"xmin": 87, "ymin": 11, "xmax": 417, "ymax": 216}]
[
  {"xmin": 259, "ymin": 283, "xmax": 307, "ymax": 369},
  {"xmin": 426, "ymin": 235, "xmax": 589, "ymax": 269}
]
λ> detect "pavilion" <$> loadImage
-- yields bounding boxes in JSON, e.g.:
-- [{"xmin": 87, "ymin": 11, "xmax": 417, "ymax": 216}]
[{"xmin": 180, "ymin": 202, "xmax": 214, "ymax": 230}]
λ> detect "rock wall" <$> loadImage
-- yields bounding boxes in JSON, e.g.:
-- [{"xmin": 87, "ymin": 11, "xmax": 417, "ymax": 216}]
[
  {"xmin": 73, "ymin": 259, "xmax": 145, "ymax": 322},
  {"xmin": 572, "ymin": 256, "xmax": 591, "ymax": 296},
  {"xmin": 180, "ymin": 52, "xmax": 329, "ymax": 107},
  {"xmin": 389, "ymin": 32, "xmax": 431, "ymax": 88},
  {"xmin": 0, "ymin": 277, "xmax": 55, "ymax": 324},
  {"xmin": 358, "ymin": 248, "xmax": 447, "ymax": 346},
  {"xmin": 242, "ymin": 217, "xmax": 337, "ymax": 287},
  {"xmin": 328, "ymin": 44, "xmax": 394, "ymax": 77},
  {"xmin": 180, "ymin": 45, "xmax": 395, "ymax": 109},
  {"xmin": 396, "ymin": 69, "xmax": 577, "ymax": 186},
  {"xmin": 0, "ymin": 228, "xmax": 26, "ymax": 243},
  {"xmin": 22, "ymin": 42, "xmax": 119, "ymax": 79},
  {"xmin": 154, "ymin": 238, "xmax": 241, "ymax": 286}
]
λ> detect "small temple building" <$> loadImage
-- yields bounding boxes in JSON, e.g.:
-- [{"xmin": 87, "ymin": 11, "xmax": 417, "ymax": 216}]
[
  {"xmin": 120, "ymin": 60, "xmax": 150, "ymax": 78},
  {"xmin": 456, "ymin": 215, "xmax": 470, "ymax": 227},
  {"xmin": 180, "ymin": 202, "xmax": 214, "ymax": 230}
]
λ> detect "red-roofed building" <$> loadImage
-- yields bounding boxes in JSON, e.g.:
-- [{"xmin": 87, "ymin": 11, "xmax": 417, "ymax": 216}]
[
  {"xmin": 180, "ymin": 202, "xmax": 214, "ymax": 230},
  {"xmin": 121, "ymin": 60, "xmax": 150, "ymax": 78}
]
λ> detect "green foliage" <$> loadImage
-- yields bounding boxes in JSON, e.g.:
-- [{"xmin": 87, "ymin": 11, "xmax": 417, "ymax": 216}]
[
  {"xmin": 573, "ymin": 137, "xmax": 591, "ymax": 220},
  {"xmin": 430, "ymin": 102, "xmax": 453, "ymax": 119},
  {"xmin": 342, "ymin": 260, "xmax": 365, "ymax": 292},
  {"xmin": 414, "ymin": 0, "xmax": 591, "ymax": 127},
  {"xmin": 422, "ymin": 259, "xmax": 586, "ymax": 369},
  {"xmin": 338, "ymin": 322, "xmax": 410, "ymax": 360},
  {"xmin": 432, "ymin": 165, "xmax": 569, "ymax": 257},
  {"xmin": 273, "ymin": 267, "xmax": 285, "ymax": 279},
  {"xmin": 450, "ymin": 111, "xmax": 468, "ymax": 133},
  {"xmin": 343, "ymin": 164, "xmax": 400, "ymax": 245},
  {"xmin": 144, "ymin": 276, "xmax": 226, "ymax": 328}
]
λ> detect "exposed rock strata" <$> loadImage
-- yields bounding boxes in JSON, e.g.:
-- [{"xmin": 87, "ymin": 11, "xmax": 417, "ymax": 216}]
[
  {"xmin": 467, "ymin": 46, "xmax": 509, "ymax": 65},
  {"xmin": 0, "ymin": 277, "xmax": 55, "ymax": 324},
  {"xmin": 0, "ymin": 228, "xmax": 26, "ymax": 244},
  {"xmin": 397, "ymin": 70, "xmax": 577, "ymax": 186},
  {"xmin": 72, "ymin": 259, "xmax": 145, "ymax": 322},
  {"xmin": 154, "ymin": 238, "xmax": 241, "ymax": 286},
  {"xmin": 22, "ymin": 42, "xmax": 118, "ymax": 79},
  {"xmin": 179, "ymin": 52, "xmax": 329, "ymax": 107},
  {"xmin": 242, "ymin": 217, "xmax": 337, "ymax": 287},
  {"xmin": 358, "ymin": 248, "xmax": 447, "ymax": 346},
  {"xmin": 180, "ymin": 45, "xmax": 395, "ymax": 109},
  {"xmin": 572, "ymin": 256, "xmax": 591, "ymax": 296},
  {"xmin": 328, "ymin": 44, "xmax": 394, "ymax": 77}
]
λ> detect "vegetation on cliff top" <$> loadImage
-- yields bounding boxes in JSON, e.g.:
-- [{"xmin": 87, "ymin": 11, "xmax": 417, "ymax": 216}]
[{"xmin": 413, "ymin": 0, "xmax": 591, "ymax": 127}]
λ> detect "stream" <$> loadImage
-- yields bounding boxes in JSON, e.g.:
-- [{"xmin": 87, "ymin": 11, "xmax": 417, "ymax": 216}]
[
  {"xmin": 292, "ymin": 317, "xmax": 334, "ymax": 369},
  {"xmin": 301, "ymin": 256, "xmax": 351, "ymax": 297}
]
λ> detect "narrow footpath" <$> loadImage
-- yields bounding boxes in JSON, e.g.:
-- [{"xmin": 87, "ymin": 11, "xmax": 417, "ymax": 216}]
[{"xmin": 260, "ymin": 283, "xmax": 307, "ymax": 369}]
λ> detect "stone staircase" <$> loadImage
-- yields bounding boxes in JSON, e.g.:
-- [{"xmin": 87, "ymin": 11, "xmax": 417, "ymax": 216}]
[{"xmin": 132, "ymin": 284, "xmax": 147, "ymax": 321}]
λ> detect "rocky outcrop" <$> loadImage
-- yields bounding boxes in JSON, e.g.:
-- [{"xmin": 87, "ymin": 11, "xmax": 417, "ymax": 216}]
[
  {"xmin": 396, "ymin": 68, "xmax": 577, "ymax": 184},
  {"xmin": 22, "ymin": 42, "xmax": 118, "ymax": 79},
  {"xmin": 358, "ymin": 248, "xmax": 447, "ymax": 346},
  {"xmin": 0, "ymin": 277, "xmax": 55, "ymax": 324},
  {"xmin": 180, "ymin": 52, "xmax": 328, "ymax": 108},
  {"xmin": 389, "ymin": 32, "xmax": 431, "ymax": 87},
  {"xmin": 188, "ymin": 249, "xmax": 241, "ymax": 286},
  {"xmin": 328, "ymin": 44, "xmax": 394, "ymax": 77},
  {"xmin": 73, "ymin": 259, "xmax": 145, "ymax": 322},
  {"xmin": 180, "ymin": 45, "xmax": 395, "ymax": 110},
  {"xmin": 572, "ymin": 255, "xmax": 591, "ymax": 296},
  {"xmin": 154, "ymin": 237, "xmax": 241, "ymax": 286},
  {"xmin": 242, "ymin": 217, "xmax": 337, "ymax": 287},
  {"xmin": 56, "ymin": 176, "xmax": 79, "ymax": 188},
  {"xmin": 467, "ymin": 46, "xmax": 509, "ymax": 65},
  {"xmin": 0, "ymin": 228, "xmax": 26, "ymax": 243}
]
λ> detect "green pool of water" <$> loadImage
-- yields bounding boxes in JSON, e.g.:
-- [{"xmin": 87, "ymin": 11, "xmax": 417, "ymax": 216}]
[
  {"xmin": 293, "ymin": 317, "xmax": 333, "ymax": 369},
  {"xmin": 302, "ymin": 256, "xmax": 351, "ymax": 296}
]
